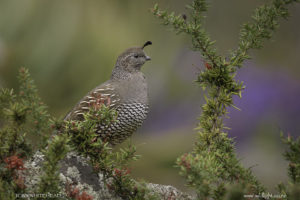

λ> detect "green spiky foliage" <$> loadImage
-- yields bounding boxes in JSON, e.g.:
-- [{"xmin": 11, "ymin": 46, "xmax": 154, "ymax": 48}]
[
  {"xmin": 0, "ymin": 68, "xmax": 53, "ymax": 199},
  {"xmin": 0, "ymin": 68, "xmax": 71, "ymax": 199},
  {"xmin": 0, "ymin": 68, "xmax": 160, "ymax": 200},
  {"xmin": 0, "ymin": 68, "xmax": 52, "ymax": 159},
  {"xmin": 152, "ymin": 0, "xmax": 299, "ymax": 199},
  {"xmin": 37, "ymin": 134, "xmax": 70, "ymax": 198},
  {"xmin": 277, "ymin": 133, "xmax": 300, "ymax": 200},
  {"xmin": 64, "ymin": 105, "xmax": 160, "ymax": 200}
]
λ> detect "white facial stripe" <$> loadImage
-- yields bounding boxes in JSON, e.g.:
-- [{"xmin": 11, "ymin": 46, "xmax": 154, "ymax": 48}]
[{"xmin": 123, "ymin": 53, "xmax": 136, "ymax": 61}]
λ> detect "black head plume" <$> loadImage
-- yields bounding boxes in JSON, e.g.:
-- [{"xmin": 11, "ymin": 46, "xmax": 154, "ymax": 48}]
[{"xmin": 142, "ymin": 41, "xmax": 152, "ymax": 49}]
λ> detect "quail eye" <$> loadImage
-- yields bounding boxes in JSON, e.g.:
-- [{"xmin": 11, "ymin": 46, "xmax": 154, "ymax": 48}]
[{"xmin": 134, "ymin": 54, "xmax": 139, "ymax": 58}]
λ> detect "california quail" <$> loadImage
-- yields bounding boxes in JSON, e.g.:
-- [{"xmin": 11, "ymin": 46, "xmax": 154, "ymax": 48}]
[{"xmin": 64, "ymin": 41, "xmax": 152, "ymax": 145}]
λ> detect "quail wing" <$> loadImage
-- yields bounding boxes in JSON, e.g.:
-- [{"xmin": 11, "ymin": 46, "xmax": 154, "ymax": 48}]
[{"xmin": 64, "ymin": 81, "xmax": 120, "ymax": 121}]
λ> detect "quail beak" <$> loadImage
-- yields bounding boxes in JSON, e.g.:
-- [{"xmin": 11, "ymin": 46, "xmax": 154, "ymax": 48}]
[{"xmin": 145, "ymin": 55, "xmax": 151, "ymax": 61}]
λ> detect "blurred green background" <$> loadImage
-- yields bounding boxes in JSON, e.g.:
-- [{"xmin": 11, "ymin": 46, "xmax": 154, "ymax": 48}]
[{"xmin": 0, "ymin": 0, "xmax": 299, "ymax": 193}]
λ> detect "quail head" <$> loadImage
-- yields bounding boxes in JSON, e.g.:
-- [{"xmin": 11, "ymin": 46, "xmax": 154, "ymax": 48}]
[{"xmin": 64, "ymin": 41, "xmax": 152, "ymax": 145}]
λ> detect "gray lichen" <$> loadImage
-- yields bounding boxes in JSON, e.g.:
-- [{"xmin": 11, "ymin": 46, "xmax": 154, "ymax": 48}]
[{"xmin": 23, "ymin": 151, "xmax": 194, "ymax": 200}]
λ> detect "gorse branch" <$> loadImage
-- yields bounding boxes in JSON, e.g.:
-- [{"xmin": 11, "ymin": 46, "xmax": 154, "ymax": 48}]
[
  {"xmin": 231, "ymin": 0, "xmax": 300, "ymax": 68},
  {"xmin": 0, "ymin": 68, "xmax": 160, "ymax": 200},
  {"xmin": 152, "ymin": 0, "xmax": 299, "ymax": 199},
  {"xmin": 65, "ymin": 106, "xmax": 159, "ymax": 200},
  {"xmin": 0, "ymin": 68, "xmax": 52, "ymax": 199},
  {"xmin": 18, "ymin": 67, "xmax": 52, "ymax": 148},
  {"xmin": 281, "ymin": 132, "xmax": 300, "ymax": 185},
  {"xmin": 277, "ymin": 132, "xmax": 300, "ymax": 199},
  {"xmin": 153, "ymin": 1, "xmax": 221, "ymax": 68},
  {"xmin": 38, "ymin": 134, "xmax": 70, "ymax": 196}
]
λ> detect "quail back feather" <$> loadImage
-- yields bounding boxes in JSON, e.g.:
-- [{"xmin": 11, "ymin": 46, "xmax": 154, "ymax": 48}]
[{"xmin": 64, "ymin": 41, "xmax": 152, "ymax": 145}]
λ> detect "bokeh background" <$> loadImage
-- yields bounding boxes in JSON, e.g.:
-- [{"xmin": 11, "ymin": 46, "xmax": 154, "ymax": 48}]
[{"xmin": 0, "ymin": 0, "xmax": 299, "ymax": 193}]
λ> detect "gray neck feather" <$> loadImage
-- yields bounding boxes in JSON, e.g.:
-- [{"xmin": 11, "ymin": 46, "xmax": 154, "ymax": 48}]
[{"xmin": 111, "ymin": 65, "xmax": 132, "ymax": 80}]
